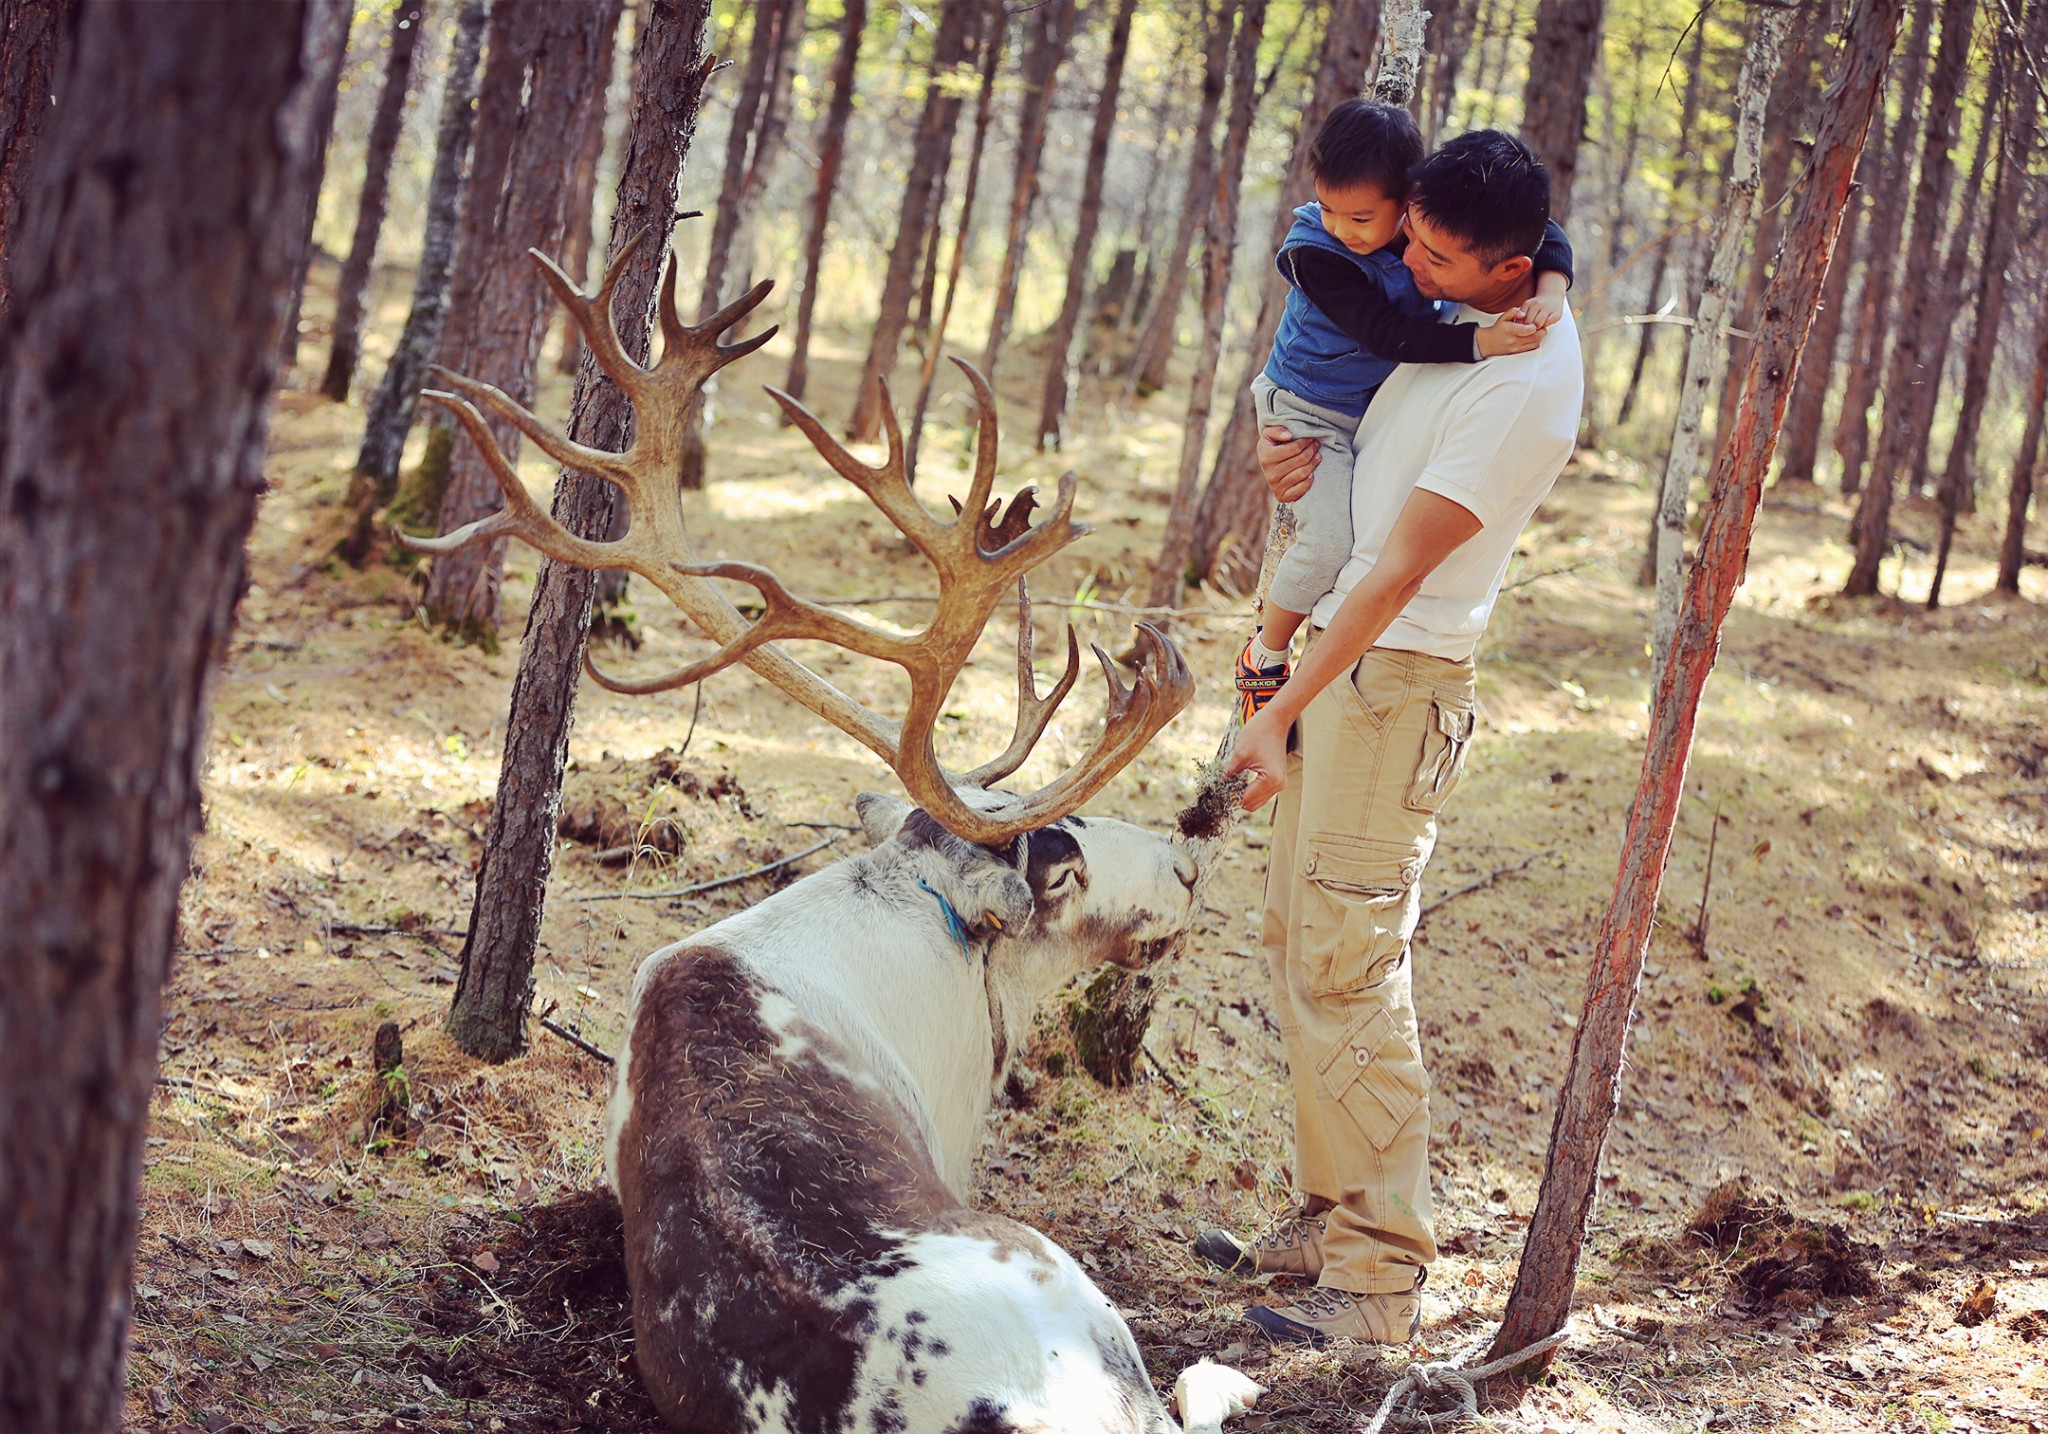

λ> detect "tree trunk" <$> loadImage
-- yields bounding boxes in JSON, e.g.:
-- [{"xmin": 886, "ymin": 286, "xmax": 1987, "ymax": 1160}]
[
  {"xmin": 1845, "ymin": 0, "xmax": 1977, "ymax": 598},
  {"xmin": 1774, "ymin": 174, "xmax": 1864, "ymax": 485},
  {"xmin": 1190, "ymin": 0, "xmax": 1383, "ymax": 590},
  {"xmin": 1995, "ymin": 318, "xmax": 2048, "ymax": 595},
  {"xmin": 1127, "ymin": 0, "xmax": 1233, "ymax": 397},
  {"xmin": 443, "ymin": 0, "xmax": 718, "ymax": 1065},
  {"xmin": 341, "ymin": 0, "xmax": 488, "ymax": 563},
  {"xmin": 1648, "ymin": 9, "xmax": 1786, "ymax": 675},
  {"xmin": 1033, "ymin": 0, "xmax": 1139, "ymax": 451},
  {"xmin": 1144, "ymin": 0, "xmax": 1268, "ymax": 611},
  {"xmin": 1831, "ymin": 0, "xmax": 1936, "ymax": 496},
  {"xmin": 277, "ymin": 0, "xmax": 355, "ymax": 381},
  {"xmin": 0, "ymin": 0, "xmax": 73, "ymax": 314},
  {"xmin": 1426, "ymin": 0, "xmax": 1477, "ymax": 144},
  {"xmin": 1488, "ymin": 0, "xmax": 1902, "ymax": 1373},
  {"xmin": 1518, "ymin": 0, "xmax": 1605, "ymax": 222},
  {"xmin": 783, "ymin": 0, "xmax": 867, "ymax": 405},
  {"xmin": 846, "ymin": 0, "xmax": 979, "ymax": 441},
  {"xmin": 422, "ymin": 0, "xmax": 619, "ymax": 641},
  {"xmin": 555, "ymin": 3, "xmax": 629, "ymax": 377},
  {"xmin": 0, "ymin": 6, "xmax": 317, "ymax": 1431},
  {"xmin": 1930, "ymin": 6, "xmax": 2041, "ymax": 606},
  {"xmin": 979, "ymin": 0, "xmax": 1078, "ymax": 383},
  {"xmin": 320, "ymin": 1, "xmax": 428, "ymax": 402},
  {"xmin": 906, "ymin": 0, "xmax": 1005, "ymax": 480},
  {"xmin": 676, "ymin": 0, "xmax": 798, "ymax": 489},
  {"xmin": 1468, "ymin": 0, "xmax": 1512, "ymax": 125}
]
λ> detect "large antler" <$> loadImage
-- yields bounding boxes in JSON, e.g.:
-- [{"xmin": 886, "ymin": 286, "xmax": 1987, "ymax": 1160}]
[{"xmin": 401, "ymin": 236, "xmax": 1191, "ymax": 844}]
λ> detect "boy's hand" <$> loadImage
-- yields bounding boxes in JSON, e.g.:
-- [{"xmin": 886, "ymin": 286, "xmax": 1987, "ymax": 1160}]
[
  {"xmin": 1477, "ymin": 316, "xmax": 1544, "ymax": 358},
  {"xmin": 1519, "ymin": 292, "xmax": 1565, "ymax": 329},
  {"xmin": 1257, "ymin": 424, "xmax": 1319, "ymax": 502}
]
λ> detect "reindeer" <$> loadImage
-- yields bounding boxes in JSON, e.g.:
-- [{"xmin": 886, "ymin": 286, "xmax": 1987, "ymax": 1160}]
[{"xmin": 404, "ymin": 239, "xmax": 1264, "ymax": 1434}]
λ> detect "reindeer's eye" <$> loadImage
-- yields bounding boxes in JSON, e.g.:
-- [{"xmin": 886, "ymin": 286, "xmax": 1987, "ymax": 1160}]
[{"xmin": 1047, "ymin": 866, "xmax": 1081, "ymax": 894}]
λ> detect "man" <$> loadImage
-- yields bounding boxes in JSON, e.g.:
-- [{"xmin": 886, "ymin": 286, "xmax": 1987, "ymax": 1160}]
[{"xmin": 1193, "ymin": 130, "xmax": 1584, "ymax": 1346}]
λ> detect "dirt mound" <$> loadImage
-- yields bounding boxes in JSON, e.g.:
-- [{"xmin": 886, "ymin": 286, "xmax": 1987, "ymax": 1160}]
[
  {"xmin": 1686, "ymin": 1176, "xmax": 1882, "ymax": 1309},
  {"xmin": 1686, "ymin": 1176, "xmax": 1788, "ymax": 1250},
  {"xmin": 421, "ymin": 1190, "xmax": 659, "ymax": 1432},
  {"xmin": 557, "ymin": 749, "xmax": 751, "ymax": 858}
]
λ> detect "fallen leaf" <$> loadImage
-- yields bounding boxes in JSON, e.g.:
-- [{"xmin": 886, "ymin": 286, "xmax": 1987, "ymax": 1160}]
[
  {"xmin": 149, "ymin": 1385, "xmax": 174, "ymax": 1416},
  {"xmin": 1958, "ymin": 1280, "xmax": 1997, "ymax": 1327},
  {"xmin": 240, "ymin": 1238, "xmax": 275, "ymax": 1261},
  {"xmin": 472, "ymin": 1249, "xmax": 500, "ymax": 1274},
  {"xmin": 208, "ymin": 1266, "xmax": 239, "ymax": 1283}
]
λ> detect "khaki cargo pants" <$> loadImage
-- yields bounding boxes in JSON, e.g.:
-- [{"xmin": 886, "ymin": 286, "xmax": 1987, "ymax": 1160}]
[{"xmin": 1261, "ymin": 637, "xmax": 1477, "ymax": 1296}]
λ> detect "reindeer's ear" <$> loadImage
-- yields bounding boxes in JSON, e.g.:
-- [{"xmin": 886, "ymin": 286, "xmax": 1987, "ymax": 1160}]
[{"xmin": 856, "ymin": 791, "xmax": 915, "ymax": 846}]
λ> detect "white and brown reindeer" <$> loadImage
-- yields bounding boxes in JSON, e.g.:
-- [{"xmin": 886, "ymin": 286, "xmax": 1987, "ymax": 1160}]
[{"xmin": 404, "ymin": 238, "xmax": 1264, "ymax": 1434}]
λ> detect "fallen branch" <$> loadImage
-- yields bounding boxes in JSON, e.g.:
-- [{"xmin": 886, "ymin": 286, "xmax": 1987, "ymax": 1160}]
[
  {"xmin": 1417, "ymin": 851, "xmax": 1552, "ymax": 924},
  {"xmin": 536, "ymin": 1002, "xmax": 615, "ymax": 1065},
  {"xmin": 1502, "ymin": 561, "xmax": 1595, "ymax": 592},
  {"xmin": 565, "ymin": 832, "xmax": 847, "ymax": 902},
  {"xmin": 326, "ymin": 921, "xmax": 468, "ymax": 939}
]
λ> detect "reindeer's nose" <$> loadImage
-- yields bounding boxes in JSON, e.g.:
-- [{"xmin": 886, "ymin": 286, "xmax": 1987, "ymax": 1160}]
[{"xmin": 1173, "ymin": 847, "xmax": 1199, "ymax": 890}]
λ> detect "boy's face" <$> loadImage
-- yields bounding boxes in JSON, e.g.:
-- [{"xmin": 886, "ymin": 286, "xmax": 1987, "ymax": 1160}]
[{"xmin": 1315, "ymin": 178, "xmax": 1404, "ymax": 255}]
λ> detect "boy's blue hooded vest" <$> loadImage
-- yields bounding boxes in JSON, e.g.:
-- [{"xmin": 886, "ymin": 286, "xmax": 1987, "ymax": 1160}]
[{"xmin": 1261, "ymin": 203, "xmax": 1442, "ymax": 418}]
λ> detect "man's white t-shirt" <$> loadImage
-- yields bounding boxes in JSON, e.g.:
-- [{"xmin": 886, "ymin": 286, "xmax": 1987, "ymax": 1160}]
[{"xmin": 1308, "ymin": 301, "xmax": 1584, "ymax": 660}]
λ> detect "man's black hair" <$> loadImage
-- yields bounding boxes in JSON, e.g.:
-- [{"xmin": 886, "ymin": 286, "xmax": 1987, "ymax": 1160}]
[
  {"xmin": 1308, "ymin": 100, "xmax": 1424, "ymax": 198},
  {"xmin": 1406, "ymin": 130, "xmax": 1551, "ymax": 269}
]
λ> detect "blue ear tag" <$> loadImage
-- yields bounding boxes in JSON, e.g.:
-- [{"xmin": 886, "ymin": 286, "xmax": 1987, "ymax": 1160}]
[{"xmin": 917, "ymin": 876, "xmax": 978, "ymax": 963}]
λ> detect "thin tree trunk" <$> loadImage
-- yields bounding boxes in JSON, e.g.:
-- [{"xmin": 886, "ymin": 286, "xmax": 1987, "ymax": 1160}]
[
  {"xmin": 1145, "ymin": 0, "xmax": 1268, "ymax": 610},
  {"xmin": 1488, "ymin": 0, "xmax": 1902, "ymax": 1373},
  {"xmin": 912, "ymin": 138, "xmax": 955, "ymax": 343},
  {"xmin": 847, "ymin": 0, "xmax": 979, "ymax": 441},
  {"xmin": 1190, "ymin": 0, "xmax": 1383, "ymax": 589},
  {"xmin": 906, "ymin": 0, "xmax": 1005, "ymax": 480},
  {"xmin": 341, "ymin": 0, "xmax": 488, "ymax": 563},
  {"xmin": 979, "ymin": 0, "xmax": 1078, "ymax": 382},
  {"xmin": 1831, "ymin": 0, "xmax": 1936, "ymax": 496},
  {"xmin": 0, "ymin": 0, "xmax": 73, "ymax": 314},
  {"xmin": 1469, "ymin": 0, "xmax": 1513, "ymax": 125},
  {"xmin": 1995, "ymin": 317, "xmax": 2048, "ymax": 595},
  {"xmin": 1518, "ymin": 0, "xmax": 1605, "ymax": 222},
  {"xmin": 443, "ymin": 0, "xmax": 718, "ymax": 1065},
  {"xmin": 1427, "ymin": 0, "xmax": 1477, "ymax": 144},
  {"xmin": 1775, "ymin": 172, "xmax": 1865, "ymax": 485},
  {"xmin": 783, "ymin": 0, "xmax": 867, "ymax": 405},
  {"xmin": 555, "ymin": 4, "xmax": 629, "ymax": 377},
  {"xmin": 1127, "ymin": 0, "xmax": 1232, "ymax": 397},
  {"xmin": 1846, "ymin": 0, "xmax": 1977, "ymax": 598},
  {"xmin": 320, "ymin": 1, "xmax": 428, "ymax": 402},
  {"xmin": 277, "ymin": 0, "xmax": 356, "ymax": 381},
  {"xmin": 1034, "ymin": 0, "xmax": 1139, "ymax": 451},
  {"xmin": 1649, "ymin": 7, "xmax": 1787, "ymax": 675},
  {"xmin": 0, "ymin": 6, "xmax": 317, "ymax": 1430},
  {"xmin": 422, "ymin": 0, "xmax": 619, "ymax": 641}
]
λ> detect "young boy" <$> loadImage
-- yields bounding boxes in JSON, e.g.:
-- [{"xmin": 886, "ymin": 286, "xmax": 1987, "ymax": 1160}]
[{"xmin": 1235, "ymin": 102, "xmax": 1574, "ymax": 719}]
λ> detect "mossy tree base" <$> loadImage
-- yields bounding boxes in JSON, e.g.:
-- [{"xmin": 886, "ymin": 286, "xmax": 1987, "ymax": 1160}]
[{"xmin": 1067, "ymin": 966, "xmax": 1158, "ymax": 1087}]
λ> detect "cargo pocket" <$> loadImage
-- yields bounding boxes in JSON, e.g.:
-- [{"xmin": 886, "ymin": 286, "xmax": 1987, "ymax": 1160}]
[
  {"xmin": 1315, "ymin": 1008, "xmax": 1428, "ymax": 1151},
  {"xmin": 1297, "ymin": 836, "xmax": 1419, "ymax": 998},
  {"xmin": 1403, "ymin": 696, "xmax": 1475, "ymax": 814}
]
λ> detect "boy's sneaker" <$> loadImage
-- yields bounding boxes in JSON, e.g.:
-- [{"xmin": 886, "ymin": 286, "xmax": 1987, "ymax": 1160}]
[
  {"xmin": 1244, "ymin": 1283, "xmax": 1422, "ymax": 1347},
  {"xmin": 1234, "ymin": 634, "xmax": 1288, "ymax": 724},
  {"xmin": 1193, "ymin": 1212, "xmax": 1324, "ymax": 1278}
]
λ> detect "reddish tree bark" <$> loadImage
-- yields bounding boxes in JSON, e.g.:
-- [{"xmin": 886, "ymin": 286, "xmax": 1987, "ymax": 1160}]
[
  {"xmin": 1146, "ymin": 0, "xmax": 1268, "ymax": 610},
  {"xmin": 1127, "ymin": 0, "xmax": 1232, "ymax": 396},
  {"xmin": 443, "ymin": 0, "xmax": 718, "ymax": 1064},
  {"xmin": 1846, "ymin": 0, "xmax": 1977, "ymax": 597},
  {"xmin": 320, "ymin": 1, "xmax": 428, "ymax": 402},
  {"xmin": 846, "ymin": 0, "xmax": 979, "ymax": 441},
  {"xmin": 1191, "ymin": 0, "xmax": 1383, "ymax": 590},
  {"xmin": 277, "ymin": 0, "xmax": 354, "ymax": 379},
  {"xmin": 1518, "ymin": 0, "xmax": 1606, "ymax": 221},
  {"xmin": 1831, "ymin": 0, "xmax": 1936, "ymax": 495},
  {"xmin": 1775, "ymin": 172, "xmax": 1864, "ymax": 484},
  {"xmin": 1034, "ymin": 0, "xmax": 1139, "ymax": 451},
  {"xmin": 422, "ymin": 0, "xmax": 619, "ymax": 640},
  {"xmin": 555, "ymin": 1, "xmax": 629, "ymax": 377},
  {"xmin": 979, "ymin": 0, "xmax": 1079, "ymax": 382},
  {"xmin": 0, "ymin": 0, "xmax": 74, "ymax": 313},
  {"xmin": 1488, "ymin": 0, "xmax": 1902, "ymax": 1371},
  {"xmin": 783, "ymin": 0, "xmax": 868, "ymax": 405},
  {"xmin": 1995, "ymin": 316, "xmax": 2048, "ymax": 595},
  {"xmin": 0, "ymin": 5, "xmax": 318, "ymax": 1429}
]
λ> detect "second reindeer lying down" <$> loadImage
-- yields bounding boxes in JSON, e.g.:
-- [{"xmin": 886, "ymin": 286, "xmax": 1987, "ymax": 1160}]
[{"xmin": 404, "ymin": 239, "xmax": 1262, "ymax": 1433}]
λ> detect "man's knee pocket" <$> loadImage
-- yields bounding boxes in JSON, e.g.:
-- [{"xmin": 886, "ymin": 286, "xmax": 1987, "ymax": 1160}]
[
  {"xmin": 1297, "ymin": 835, "xmax": 1420, "ymax": 997},
  {"xmin": 1316, "ymin": 1008, "xmax": 1428, "ymax": 1151}
]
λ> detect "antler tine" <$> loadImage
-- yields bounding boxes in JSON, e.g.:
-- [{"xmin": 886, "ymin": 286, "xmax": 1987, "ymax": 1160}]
[
  {"xmin": 653, "ymin": 273, "xmax": 780, "ymax": 386},
  {"xmin": 963, "ymin": 578, "xmax": 1082, "ymax": 788},
  {"xmin": 529, "ymin": 234, "xmax": 647, "ymax": 383},
  {"xmin": 948, "ymin": 356, "xmax": 1002, "ymax": 527},
  {"xmin": 398, "ymin": 389, "xmax": 624, "ymax": 572},
  {"xmin": 425, "ymin": 366, "xmax": 638, "ymax": 490},
  {"xmin": 764, "ymin": 385, "xmax": 945, "ymax": 548}
]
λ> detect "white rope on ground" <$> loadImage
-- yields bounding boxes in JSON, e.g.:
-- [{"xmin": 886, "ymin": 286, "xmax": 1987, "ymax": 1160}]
[{"xmin": 1360, "ymin": 1324, "xmax": 1574, "ymax": 1434}]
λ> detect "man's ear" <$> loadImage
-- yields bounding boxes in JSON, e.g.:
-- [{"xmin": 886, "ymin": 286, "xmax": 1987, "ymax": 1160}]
[
  {"xmin": 1492, "ymin": 253, "xmax": 1534, "ymax": 285},
  {"xmin": 855, "ymin": 791, "xmax": 915, "ymax": 847}
]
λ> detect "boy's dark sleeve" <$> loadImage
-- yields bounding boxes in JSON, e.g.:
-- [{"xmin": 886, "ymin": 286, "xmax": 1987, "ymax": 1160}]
[
  {"xmin": 1284, "ymin": 246, "xmax": 1481, "ymax": 364},
  {"xmin": 1533, "ymin": 219, "xmax": 1574, "ymax": 286}
]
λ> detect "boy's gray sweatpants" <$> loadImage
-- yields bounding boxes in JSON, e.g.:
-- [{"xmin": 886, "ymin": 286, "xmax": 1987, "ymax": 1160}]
[{"xmin": 1252, "ymin": 373, "xmax": 1361, "ymax": 617}]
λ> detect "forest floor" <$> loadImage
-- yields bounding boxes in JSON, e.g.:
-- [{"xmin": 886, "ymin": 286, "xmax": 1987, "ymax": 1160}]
[{"xmin": 128, "ymin": 283, "xmax": 2048, "ymax": 1434}]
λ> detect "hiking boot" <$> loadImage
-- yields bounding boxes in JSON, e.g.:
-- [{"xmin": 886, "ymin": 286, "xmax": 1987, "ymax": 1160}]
[
  {"xmin": 1233, "ymin": 633, "xmax": 1289, "ymax": 725},
  {"xmin": 1244, "ymin": 1283, "xmax": 1422, "ymax": 1347},
  {"xmin": 1192, "ymin": 1212, "xmax": 1324, "ymax": 1278}
]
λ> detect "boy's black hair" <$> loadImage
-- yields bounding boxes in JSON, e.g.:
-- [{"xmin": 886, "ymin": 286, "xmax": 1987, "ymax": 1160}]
[
  {"xmin": 1405, "ymin": 129, "xmax": 1551, "ymax": 269},
  {"xmin": 1308, "ymin": 100, "xmax": 1424, "ymax": 198}
]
